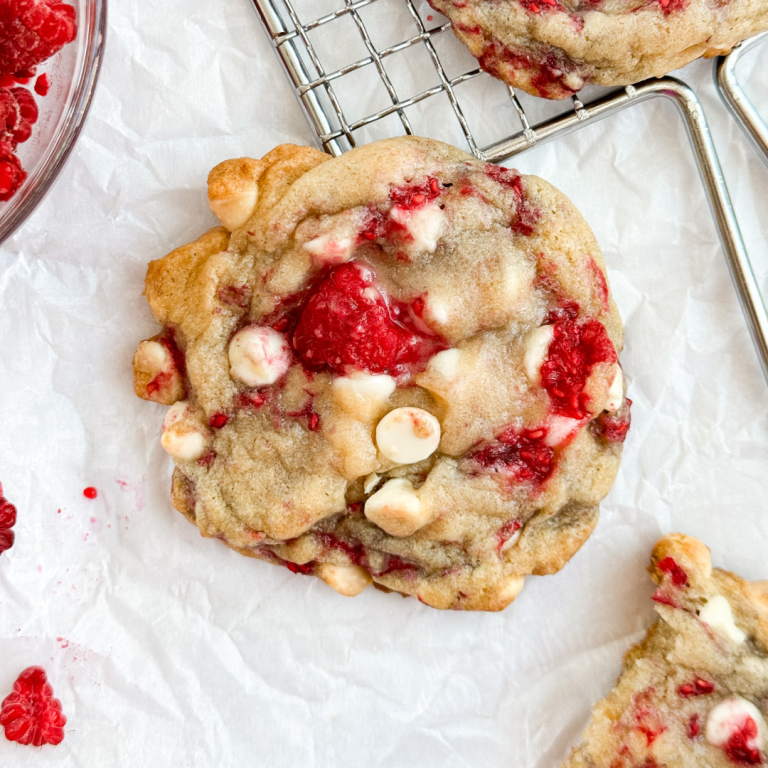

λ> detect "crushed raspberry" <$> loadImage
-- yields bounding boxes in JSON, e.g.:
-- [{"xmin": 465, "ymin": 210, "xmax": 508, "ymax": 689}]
[
  {"xmin": 34, "ymin": 72, "xmax": 49, "ymax": 95},
  {"xmin": 657, "ymin": 556, "xmax": 688, "ymax": 587},
  {"xmin": 237, "ymin": 390, "xmax": 266, "ymax": 410},
  {"xmin": 519, "ymin": 0, "xmax": 566, "ymax": 14},
  {"xmin": 496, "ymin": 520, "xmax": 521, "ymax": 552},
  {"xmin": 0, "ymin": 482, "xmax": 16, "ymax": 556},
  {"xmin": 0, "ymin": 1, "xmax": 77, "ymax": 76},
  {"xmin": 197, "ymin": 451, "xmax": 215, "ymax": 468},
  {"xmin": 470, "ymin": 426, "xmax": 555, "ymax": 486},
  {"xmin": 208, "ymin": 413, "xmax": 229, "ymax": 429},
  {"xmin": 0, "ymin": 666, "xmax": 66, "ymax": 746},
  {"xmin": 291, "ymin": 262, "xmax": 446, "ymax": 377},
  {"xmin": 679, "ymin": 679, "xmax": 714, "ymax": 697},
  {"xmin": 724, "ymin": 716, "xmax": 762, "ymax": 765},
  {"xmin": 687, "ymin": 714, "xmax": 700, "ymax": 739},
  {"xmin": 590, "ymin": 398, "xmax": 632, "ymax": 443},
  {"xmin": 286, "ymin": 397, "xmax": 321, "ymax": 432},
  {"xmin": 652, "ymin": 0, "xmax": 688, "ymax": 14},
  {"xmin": 484, "ymin": 164, "xmax": 540, "ymax": 235},
  {"xmin": 389, "ymin": 176, "xmax": 442, "ymax": 210},
  {"xmin": 540, "ymin": 315, "xmax": 617, "ymax": 419}
]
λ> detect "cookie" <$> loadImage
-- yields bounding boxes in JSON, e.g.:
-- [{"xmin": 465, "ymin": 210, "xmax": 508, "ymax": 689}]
[
  {"xmin": 428, "ymin": 0, "xmax": 768, "ymax": 99},
  {"xmin": 563, "ymin": 533, "xmax": 768, "ymax": 766},
  {"xmin": 132, "ymin": 136, "xmax": 629, "ymax": 610}
]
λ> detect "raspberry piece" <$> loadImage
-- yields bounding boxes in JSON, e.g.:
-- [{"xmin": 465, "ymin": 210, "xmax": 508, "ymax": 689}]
[
  {"xmin": 657, "ymin": 556, "xmax": 688, "ymax": 587},
  {"xmin": 484, "ymin": 164, "xmax": 540, "ymax": 235},
  {"xmin": 83, "ymin": 486, "xmax": 97, "ymax": 499},
  {"xmin": 0, "ymin": 666, "xmax": 67, "ymax": 746},
  {"xmin": 541, "ymin": 314, "xmax": 617, "ymax": 419},
  {"xmin": 724, "ymin": 717, "xmax": 762, "ymax": 765},
  {"xmin": 591, "ymin": 398, "xmax": 632, "ymax": 444},
  {"xmin": 291, "ymin": 262, "xmax": 446, "ymax": 377},
  {"xmin": 11, "ymin": 86, "xmax": 37, "ymax": 123},
  {"xmin": 34, "ymin": 71, "xmax": 48, "ymax": 95},
  {"xmin": 679, "ymin": 678, "xmax": 714, "ymax": 697},
  {"xmin": 0, "ymin": 1, "xmax": 78, "ymax": 77},
  {"xmin": 469, "ymin": 426, "xmax": 555, "ymax": 486},
  {"xmin": 208, "ymin": 412, "xmax": 229, "ymax": 429},
  {"xmin": 687, "ymin": 713, "xmax": 700, "ymax": 739},
  {"xmin": 0, "ymin": 483, "xmax": 17, "ymax": 556},
  {"xmin": 389, "ymin": 176, "xmax": 442, "ymax": 210}
]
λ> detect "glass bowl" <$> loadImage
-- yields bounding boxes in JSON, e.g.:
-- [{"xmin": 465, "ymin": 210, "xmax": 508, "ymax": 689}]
[{"xmin": 0, "ymin": 0, "xmax": 107, "ymax": 244}]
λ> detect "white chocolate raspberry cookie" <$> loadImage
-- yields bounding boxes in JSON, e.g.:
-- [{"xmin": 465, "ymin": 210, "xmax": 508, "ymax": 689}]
[
  {"xmin": 132, "ymin": 137, "xmax": 629, "ymax": 611},
  {"xmin": 428, "ymin": 0, "xmax": 768, "ymax": 99},
  {"xmin": 563, "ymin": 534, "xmax": 768, "ymax": 766}
]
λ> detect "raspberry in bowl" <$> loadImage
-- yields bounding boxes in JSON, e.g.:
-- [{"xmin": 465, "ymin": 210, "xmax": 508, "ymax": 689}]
[
  {"xmin": 132, "ymin": 137, "xmax": 630, "ymax": 611},
  {"xmin": 0, "ymin": 0, "xmax": 106, "ymax": 243}
]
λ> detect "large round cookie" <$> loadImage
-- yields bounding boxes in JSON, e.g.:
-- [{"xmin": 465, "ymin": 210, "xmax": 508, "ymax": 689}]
[
  {"xmin": 132, "ymin": 136, "xmax": 630, "ymax": 611},
  {"xmin": 428, "ymin": 0, "xmax": 768, "ymax": 99}
]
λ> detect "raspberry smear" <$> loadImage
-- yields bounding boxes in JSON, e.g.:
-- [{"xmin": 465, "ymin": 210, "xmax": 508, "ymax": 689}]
[
  {"xmin": 0, "ymin": 666, "xmax": 66, "ymax": 746},
  {"xmin": 724, "ymin": 716, "xmax": 762, "ymax": 765},
  {"xmin": 290, "ymin": 262, "xmax": 446, "ymax": 377},
  {"xmin": 0, "ymin": 482, "xmax": 17, "ymax": 555},
  {"xmin": 0, "ymin": 1, "xmax": 77, "ymax": 76}
]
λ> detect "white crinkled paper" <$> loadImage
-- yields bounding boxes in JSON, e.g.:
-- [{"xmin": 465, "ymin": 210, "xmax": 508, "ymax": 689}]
[{"xmin": 0, "ymin": 0, "xmax": 767, "ymax": 765}]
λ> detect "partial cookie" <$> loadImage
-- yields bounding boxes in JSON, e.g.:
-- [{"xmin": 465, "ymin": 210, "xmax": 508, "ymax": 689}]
[
  {"xmin": 428, "ymin": 0, "xmax": 768, "ymax": 99},
  {"xmin": 563, "ymin": 533, "xmax": 768, "ymax": 766},
  {"xmin": 133, "ymin": 136, "xmax": 630, "ymax": 610}
]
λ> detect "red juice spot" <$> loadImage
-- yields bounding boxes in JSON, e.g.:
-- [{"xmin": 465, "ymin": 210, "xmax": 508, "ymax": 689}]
[
  {"xmin": 0, "ymin": 666, "xmax": 67, "ymax": 746},
  {"xmin": 427, "ymin": 14, "xmax": 433, "ymax": 20},
  {"xmin": 651, "ymin": 588, "xmax": 677, "ymax": 607},
  {"xmin": 34, "ymin": 73, "xmax": 49, "ymax": 96},
  {"xmin": 657, "ymin": 556, "xmax": 688, "ymax": 587},
  {"xmin": 83, "ymin": 487, "xmax": 97, "ymax": 499}
]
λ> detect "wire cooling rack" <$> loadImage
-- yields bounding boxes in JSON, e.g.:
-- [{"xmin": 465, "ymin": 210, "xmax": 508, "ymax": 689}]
[
  {"xmin": 251, "ymin": 0, "xmax": 768, "ymax": 383},
  {"xmin": 716, "ymin": 33, "xmax": 768, "ymax": 168}
]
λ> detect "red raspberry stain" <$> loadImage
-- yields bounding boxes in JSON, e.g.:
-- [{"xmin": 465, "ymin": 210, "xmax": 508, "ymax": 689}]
[
  {"xmin": 208, "ymin": 412, "xmax": 229, "ymax": 429},
  {"xmin": 290, "ymin": 262, "xmax": 447, "ymax": 377},
  {"xmin": 686, "ymin": 713, "xmax": 700, "ymax": 739},
  {"xmin": 0, "ymin": 482, "xmax": 17, "ymax": 555},
  {"xmin": 484, "ymin": 164, "xmax": 540, "ymax": 235},
  {"xmin": 0, "ymin": 666, "xmax": 67, "ymax": 746}
]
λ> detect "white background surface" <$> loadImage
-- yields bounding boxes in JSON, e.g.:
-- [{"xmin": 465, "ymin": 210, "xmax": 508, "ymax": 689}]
[{"xmin": 0, "ymin": 1, "xmax": 767, "ymax": 765}]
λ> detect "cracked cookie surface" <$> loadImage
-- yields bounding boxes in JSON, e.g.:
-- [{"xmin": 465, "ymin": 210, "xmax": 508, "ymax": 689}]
[
  {"xmin": 428, "ymin": 0, "xmax": 768, "ymax": 99},
  {"xmin": 133, "ymin": 136, "xmax": 628, "ymax": 610},
  {"xmin": 563, "ymin": 533, "xmax": 768, "ymax": 766}
]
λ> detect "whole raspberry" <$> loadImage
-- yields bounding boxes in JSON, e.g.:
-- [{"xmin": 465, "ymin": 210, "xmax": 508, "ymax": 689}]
[
  {"xmin": 0, "ymin": 482, "xmax": 17, "ymax": 555},
  {"xmin": 0, "ymin": 140, "xmax": 25, "ymax": 200},
  {"xmin": 0, "ymin": 1, "xmax": 77, "ymax": 76},
  {"xmin": 0, "ymin": 666, "xmax": 67, "ymax": 746}
]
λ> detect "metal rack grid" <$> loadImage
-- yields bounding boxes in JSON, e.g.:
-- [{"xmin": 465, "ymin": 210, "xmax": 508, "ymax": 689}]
[
  {"xmin": 251, "ymin": 0, "xmax": 768, "ymax": 383},
  {"xmin": 716, "ymin": 32, "xmax": 768, "ymax": 168}
]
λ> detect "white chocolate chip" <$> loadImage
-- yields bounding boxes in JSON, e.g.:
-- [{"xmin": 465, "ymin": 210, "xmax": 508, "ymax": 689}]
[
  {"xmin": 332, "ymin": 373, "xmax": 396, "ymax": 420},
  {"xmin": 389, "ymin": 202, "xmax": 445, "ymax": 253},
  {"xmin": 209, "ymin": 183, "xmax": 258, "ymax": 232},
  {"xmin": 134, "ymin": 340, "xmax": 170, "ymax": 376},
  {"xmin": 500, "ymin": 528, "xmax": 522, "ymax": 553},
  {"xmin": 302, "ymin": 233, "xmax": 354, "ymax": 265},
  {"xmin": 606, "ymin": 365, "xmax": 624, "ymax": 412},
  {"xmin": 376, "ymin": 407, "xmax": 441, "ymax": 464},
  {"xmin": 364, "ymin": 478, "xmax": 429, "ymax": 537},
  {"xmin": 363, "ymin": 473, "xmax": 381, "ymax": 494},
  {"xmin": 545, "ymin": 415, "xmax": 584, "ymax": 447},
  {"xmin": 425, "ymin": 296, "xmax": 449, "ymax": 326},
  {"xmin": 523, "ymin": 325, "xmax": 555, "ymax": 384},
  {"xmin": 427, "ymin": 348, "xmax": 461, "ymax": 381},
  {"xmin": 161, "ymin": 401, "xmax": 207, "ymax": 460},
  {"xmin": 228, "ymin": 326, "xmax": 291, "ymax": 387},
  {"xmin": 316, "ymin": 563, "xmax": 372, "ymax": 597},
  {"xmin": 700, "ymin": 595, "xmax": 747, "ymax": 644},
  {"xmin": 706, "ymin": 698, "xmax": 764, "ymax": 753},
  {"xmin": 501, "ymin": 258, "xmax": 534, "ymax": 308}
]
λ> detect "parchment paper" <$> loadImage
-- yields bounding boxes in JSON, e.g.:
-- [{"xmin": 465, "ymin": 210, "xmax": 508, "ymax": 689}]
[{"xmin": 0, "ymin": 1, "xmax": 767, "ymax": 765}]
